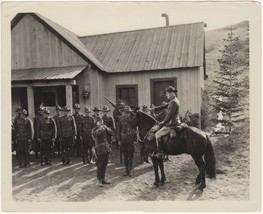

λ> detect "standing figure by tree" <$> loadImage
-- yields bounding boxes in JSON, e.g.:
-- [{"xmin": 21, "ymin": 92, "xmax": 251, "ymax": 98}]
[{"xmin": 37, "ymin": 108, "xmax": 57, "ymax": 166}]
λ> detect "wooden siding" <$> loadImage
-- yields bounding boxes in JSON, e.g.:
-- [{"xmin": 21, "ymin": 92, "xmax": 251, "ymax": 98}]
[
  {"xmin": 102, "ymin": 68, "xmax": 202, "ymax": 118},
  {"xmin": 11, "ymin": 14, "xmax": 87, "ymax": 69}
]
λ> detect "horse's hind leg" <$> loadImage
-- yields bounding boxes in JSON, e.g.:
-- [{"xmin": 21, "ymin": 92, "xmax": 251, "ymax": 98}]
[
  {"xmin": 158, "ymin": 158, "xmax": 166, "ymax": 185},
  {"xmin": 151, "ymin": 157, "xmax": 160, "ymax": 187},
  {"xmin": 193, "ymin": 156, "xmax": 206, "ymax": 191}
]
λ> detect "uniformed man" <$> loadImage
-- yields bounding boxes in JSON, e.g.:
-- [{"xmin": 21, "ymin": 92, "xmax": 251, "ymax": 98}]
[
  {"xmin": 37, "ymin": 108, "xmax": 57, "ymax": 166},
  {"xmin": 92, "ymin": 106, "xmax": 103, "ymax": 123},
  {"xmin": 117, "ymin": 105, "xmax": 137, "ymax": 176},
  {"xmin": 154, "ymin": 101, "xmax": 171, "ymax": 162},
  {"xmin": 72, "ymin": 103, "xmax": 83, "ymax": 157},
  {"xmin": 81, "ymin": 106, "xmax": 96, "ymax": 164},
  {"xmin": 59, "ymin": 106, "xmax": 77, "ymax": 165},
  {"xmin": 113, "ymin": 100, "xmax": 125, "ymax": 150},
  {"xmin": 52, "ymin": 105, "xmax": 62, "ymax": 157},
  {"xmin": 92, "ymin": 118, "xmax": 114, "ymax": 187},
  {"xmin": 102, "ymin": 105, "xmax": 115, "ymax": 163},
  {"xmin": 14, "ymin": 109, "xmax": 33, "ymax": 168},
  {"xmin": 33, "ymin": 105, "xmax": 45, "ymax": 159},
  {"xmin": 153, "ymin": 86, "xmax": 181, "ymax": 159},
  {"xmin": 13, "ymin": 106, "xmax": 23, "ymax": 155}
]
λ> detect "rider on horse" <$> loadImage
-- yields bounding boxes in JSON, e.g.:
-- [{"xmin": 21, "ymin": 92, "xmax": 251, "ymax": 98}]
[{"xmin": 152, "ymin": 86, "xmax": 181, "ymax": 159}]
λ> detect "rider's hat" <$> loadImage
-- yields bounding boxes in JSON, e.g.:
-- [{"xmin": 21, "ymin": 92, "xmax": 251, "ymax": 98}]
[{"xmin": 163, "ymin": 86, "xmax": 177, "ymax": 94}]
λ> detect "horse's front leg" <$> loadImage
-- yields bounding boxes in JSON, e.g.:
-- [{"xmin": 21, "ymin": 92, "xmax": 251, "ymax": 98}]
[
  {"xmin": 151, "ymin": 157, "xmax": 160, "ymax": 187},
  {"xmin": 158, "ymin": 158, "xmax": 166, "ymax": 185}
]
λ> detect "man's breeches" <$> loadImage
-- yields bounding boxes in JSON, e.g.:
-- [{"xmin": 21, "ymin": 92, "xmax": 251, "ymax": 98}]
[
  {"xmin": 62, "ymin": 137, "xmax": 74, "ymax": 162},
  {"xmin": 17, "ymin": 140, "xmax": 29, "ymax": 166},
  {"xmin": 96, "ymin": 153, "xmax": 109, "ymax": 181},
  {"xmin": 40, "ymin": 139, "xmax": 52, "ymax": 163}
]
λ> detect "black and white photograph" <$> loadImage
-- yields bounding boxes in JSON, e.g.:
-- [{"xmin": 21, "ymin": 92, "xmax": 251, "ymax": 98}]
[{"xmin": 1, "ymin": 1, "xmax": 261, "ymax": 212}]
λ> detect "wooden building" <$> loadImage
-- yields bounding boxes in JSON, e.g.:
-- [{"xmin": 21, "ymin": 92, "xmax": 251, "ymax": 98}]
[{"xmin": 11, "ymin": 13, "xmax": 206, "ymax": 120}]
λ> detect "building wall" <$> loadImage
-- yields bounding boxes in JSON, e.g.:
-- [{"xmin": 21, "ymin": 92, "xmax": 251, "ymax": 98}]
[
  {"xmin": 11, "ymin": 14, "xmax": 87, "ymax": 69},
  {"xmin": 101, "ymin": 68, "xmax": 202, "ymax": 118}
]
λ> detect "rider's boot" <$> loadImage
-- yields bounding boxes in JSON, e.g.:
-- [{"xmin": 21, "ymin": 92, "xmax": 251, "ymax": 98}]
[{"xmin": 153, "ymin": 139, "xmax": 163, "ymax": 159}]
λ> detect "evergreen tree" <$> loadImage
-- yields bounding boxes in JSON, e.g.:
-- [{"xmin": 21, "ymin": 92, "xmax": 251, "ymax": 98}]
[{"xmin": 212, "ymin": 26, "xmax": 246, "ymax": 133}]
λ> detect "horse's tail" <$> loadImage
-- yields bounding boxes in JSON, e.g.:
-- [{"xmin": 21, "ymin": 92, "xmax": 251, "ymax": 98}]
[{"xmin": 204, "ymin": 134, "xmax": 216, "ymax": 179}]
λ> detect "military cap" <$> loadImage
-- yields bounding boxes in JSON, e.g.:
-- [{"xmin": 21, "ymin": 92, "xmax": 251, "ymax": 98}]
[
  {"xmin": 16, "ymin": 106, "xmax": 23, "ymax": 112},
  {"xmin": 102, "ymin": 105, "xmax": 110, "ymax": 112},
  {"xmin": 163, "ymin": 86, "xmax": 177, "ymax": 94},
  {"xmin": 142, "ymin": 104, "xmax": 148, "ymax": 111},
  {"xmin": 56, "ymin": 105, "xmax": 62, "ymax": 110},
  {"xmin": 116, "ymin": 99, "xmax": 125, "ymax": 105},
  {"xmin": 43, "ymin": 108, "xmax": 50, "ymax": 114},
  {"xmin": 84, "ymin": 106, "xmax": 91, "ymax": 113},
  {"xmin": 161, "ymin": 101, "xmax": 167, "ymax": 105},
  {"xmin": 92, "ymin": 106, "xmax": 101, "ymax": 112},
  {"xmin": 22, "ymin": 109, "xmax": 28, "ymax": 115},
  {"xmin": 38, "ymin": 105, "xmax": 45, "ymax": 112},
  {"xmin": 62, "ymin": 106, "xmax": 71, "ymax": 111},
  {"xmin": 74, "ymin": 103, "xmax": 81, "ymax": 109}
]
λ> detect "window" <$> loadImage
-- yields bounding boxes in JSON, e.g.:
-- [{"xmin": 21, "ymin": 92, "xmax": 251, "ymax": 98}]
[
  {"xmin": 150, "ymin": 78, "xmax": 177, "ymax": 106},
  {"xmin": 116, "ymin": 85, "xmax": 138, "ymax": 109}
]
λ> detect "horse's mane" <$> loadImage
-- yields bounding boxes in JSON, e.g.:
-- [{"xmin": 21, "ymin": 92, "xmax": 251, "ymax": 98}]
[{"xmin": 137, "ymin": 110, "xmax": 157, "ymax": 128}]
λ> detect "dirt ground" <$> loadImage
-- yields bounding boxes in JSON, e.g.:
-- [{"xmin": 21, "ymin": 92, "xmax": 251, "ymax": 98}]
[{"xmin": 12, "ymin": 136, "xmax": 249, "ymax": 201}]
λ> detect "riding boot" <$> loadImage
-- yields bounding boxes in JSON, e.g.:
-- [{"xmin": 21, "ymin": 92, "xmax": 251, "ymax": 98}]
[{"xmin": 153, "ymin": 139, "xmax": 163, "ymax": 159}]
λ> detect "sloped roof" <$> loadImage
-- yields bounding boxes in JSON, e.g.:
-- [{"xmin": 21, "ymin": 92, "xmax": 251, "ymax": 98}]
[
  {"xmin": 79, "ymin": 22, "xmax": 205, "ymax": 73},
  {"xmin": 11, "ymin": 13, "xmax": 105, "ymax": 71},
  {"xmin": 12, "ymin": 66, "xmax": 86, "ymax": 81}
]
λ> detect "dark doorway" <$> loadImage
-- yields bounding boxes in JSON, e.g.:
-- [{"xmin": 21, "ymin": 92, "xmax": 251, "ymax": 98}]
[
  {"xmin": 116, "ymin": 84, "xmax": 138, "ymax": 110},
  {"xmin": 150, "ymin": 78, "xmax": 177, "ymax": 106}
]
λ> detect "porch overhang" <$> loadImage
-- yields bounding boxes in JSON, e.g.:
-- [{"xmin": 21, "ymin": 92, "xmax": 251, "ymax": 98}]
[{"xmin": 11, "ymin": 66, "xmax": 87, "ymax": 82}]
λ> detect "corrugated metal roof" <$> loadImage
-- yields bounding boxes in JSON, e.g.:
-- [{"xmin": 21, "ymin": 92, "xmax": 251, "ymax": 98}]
[
  {"xmin": 12, "ymin": 66, "xmax": 86, "ymax": 81},
  {"xmin": 79, "ymin": 22, "xmax": 205, "ymax": 73},
  {"xmin": 12, "ymin": 13, "xmax": 105, "ymax": 71}
]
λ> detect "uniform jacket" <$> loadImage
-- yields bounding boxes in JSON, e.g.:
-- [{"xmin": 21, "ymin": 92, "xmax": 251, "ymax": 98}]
[
  {"xmin": 156, "ymin": 109, "xmax": 168, "ymax": 122},
  {"xmin": 102, "ymin": 115, "xmax": 115, "ymax": 131},
  {"xmin": 33, "ymin": 114, "xmax": 44, "ymax": 139},
  {"xmin": 53, "ymin": 114, "xmax": 61, "ymax": 138},
  {"xmin": 92, "ymin": 114, "xmax": 103, "ymax": 123},
  {"xmin": 155, "ymin": 96, "xmax": 181, "ymax": 126},
  {"xmin": 117, "ymin": 114, "xmax": 136, "ymax": 142},
  {"xmin": 59, "ymin": 115, "xmax": 77, "ymax": 138},
  {"xmin": 14, "ymin": 117, "xmax": 33, "ymax": 141},
  {"xmin": 81, "ymin": 115, "xmax": 95, "ymax": 137},
  {"xmin": 113, "ymin": 108, "xmax": 121, "ymax": 122},
  {"xmin": 92, "ymin": 125, "xmax": 114, "ymax": 155},
  {"xmin": 73, "ymin": 112, "xmax": 83, "ymax": 136},
  {"xmin": 37, "ymin": 116, "xmax": 57, "ymax": 140}
]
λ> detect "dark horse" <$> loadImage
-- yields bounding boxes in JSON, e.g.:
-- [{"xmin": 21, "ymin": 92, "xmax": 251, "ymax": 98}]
[{"xmin": 129, "ymin": 110, "xmax": 216, "ymax": 191}]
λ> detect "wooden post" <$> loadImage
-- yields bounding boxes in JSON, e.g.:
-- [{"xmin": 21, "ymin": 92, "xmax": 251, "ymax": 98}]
[
  {"xmin": 27, "ymin": 86, "xmax": 35, "ymax": 120},
  {"xmin": 65, "ymin": 83, "xmax": 73, "ymax": 114}
]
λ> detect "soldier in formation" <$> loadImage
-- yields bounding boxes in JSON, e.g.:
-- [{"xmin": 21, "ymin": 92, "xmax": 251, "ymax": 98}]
[
  {"xmin": 117, "ymin": 105, "xmax": 137, "ymax": 176},
  {"xmin": 14, "ymin": 109, "xmax": 33, "ymax": 168},
  {"xmin": 52, "ymin": 105, "xmax": 62, "ymax": 157},
  {"xmin": 59, "ymin": 106, "xmax": 77, "ymax": 165},
  {"xmin": 101, "ymin": 105, "xmax": 115, "ymax": 163},
  {"xmin": 73, "ymin": 103, "xmax": 83, "ymax": 157},
  {"xmin": 81, "ymin": 106, "xmax": 96, "ymax": 164},
  {"xmin": 37, "ymin": 108, "xmax": 57, "ymax": 166},
  {"xmin": 33, "ymin": 106, "xmax": 44, "ymax": 159}
]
